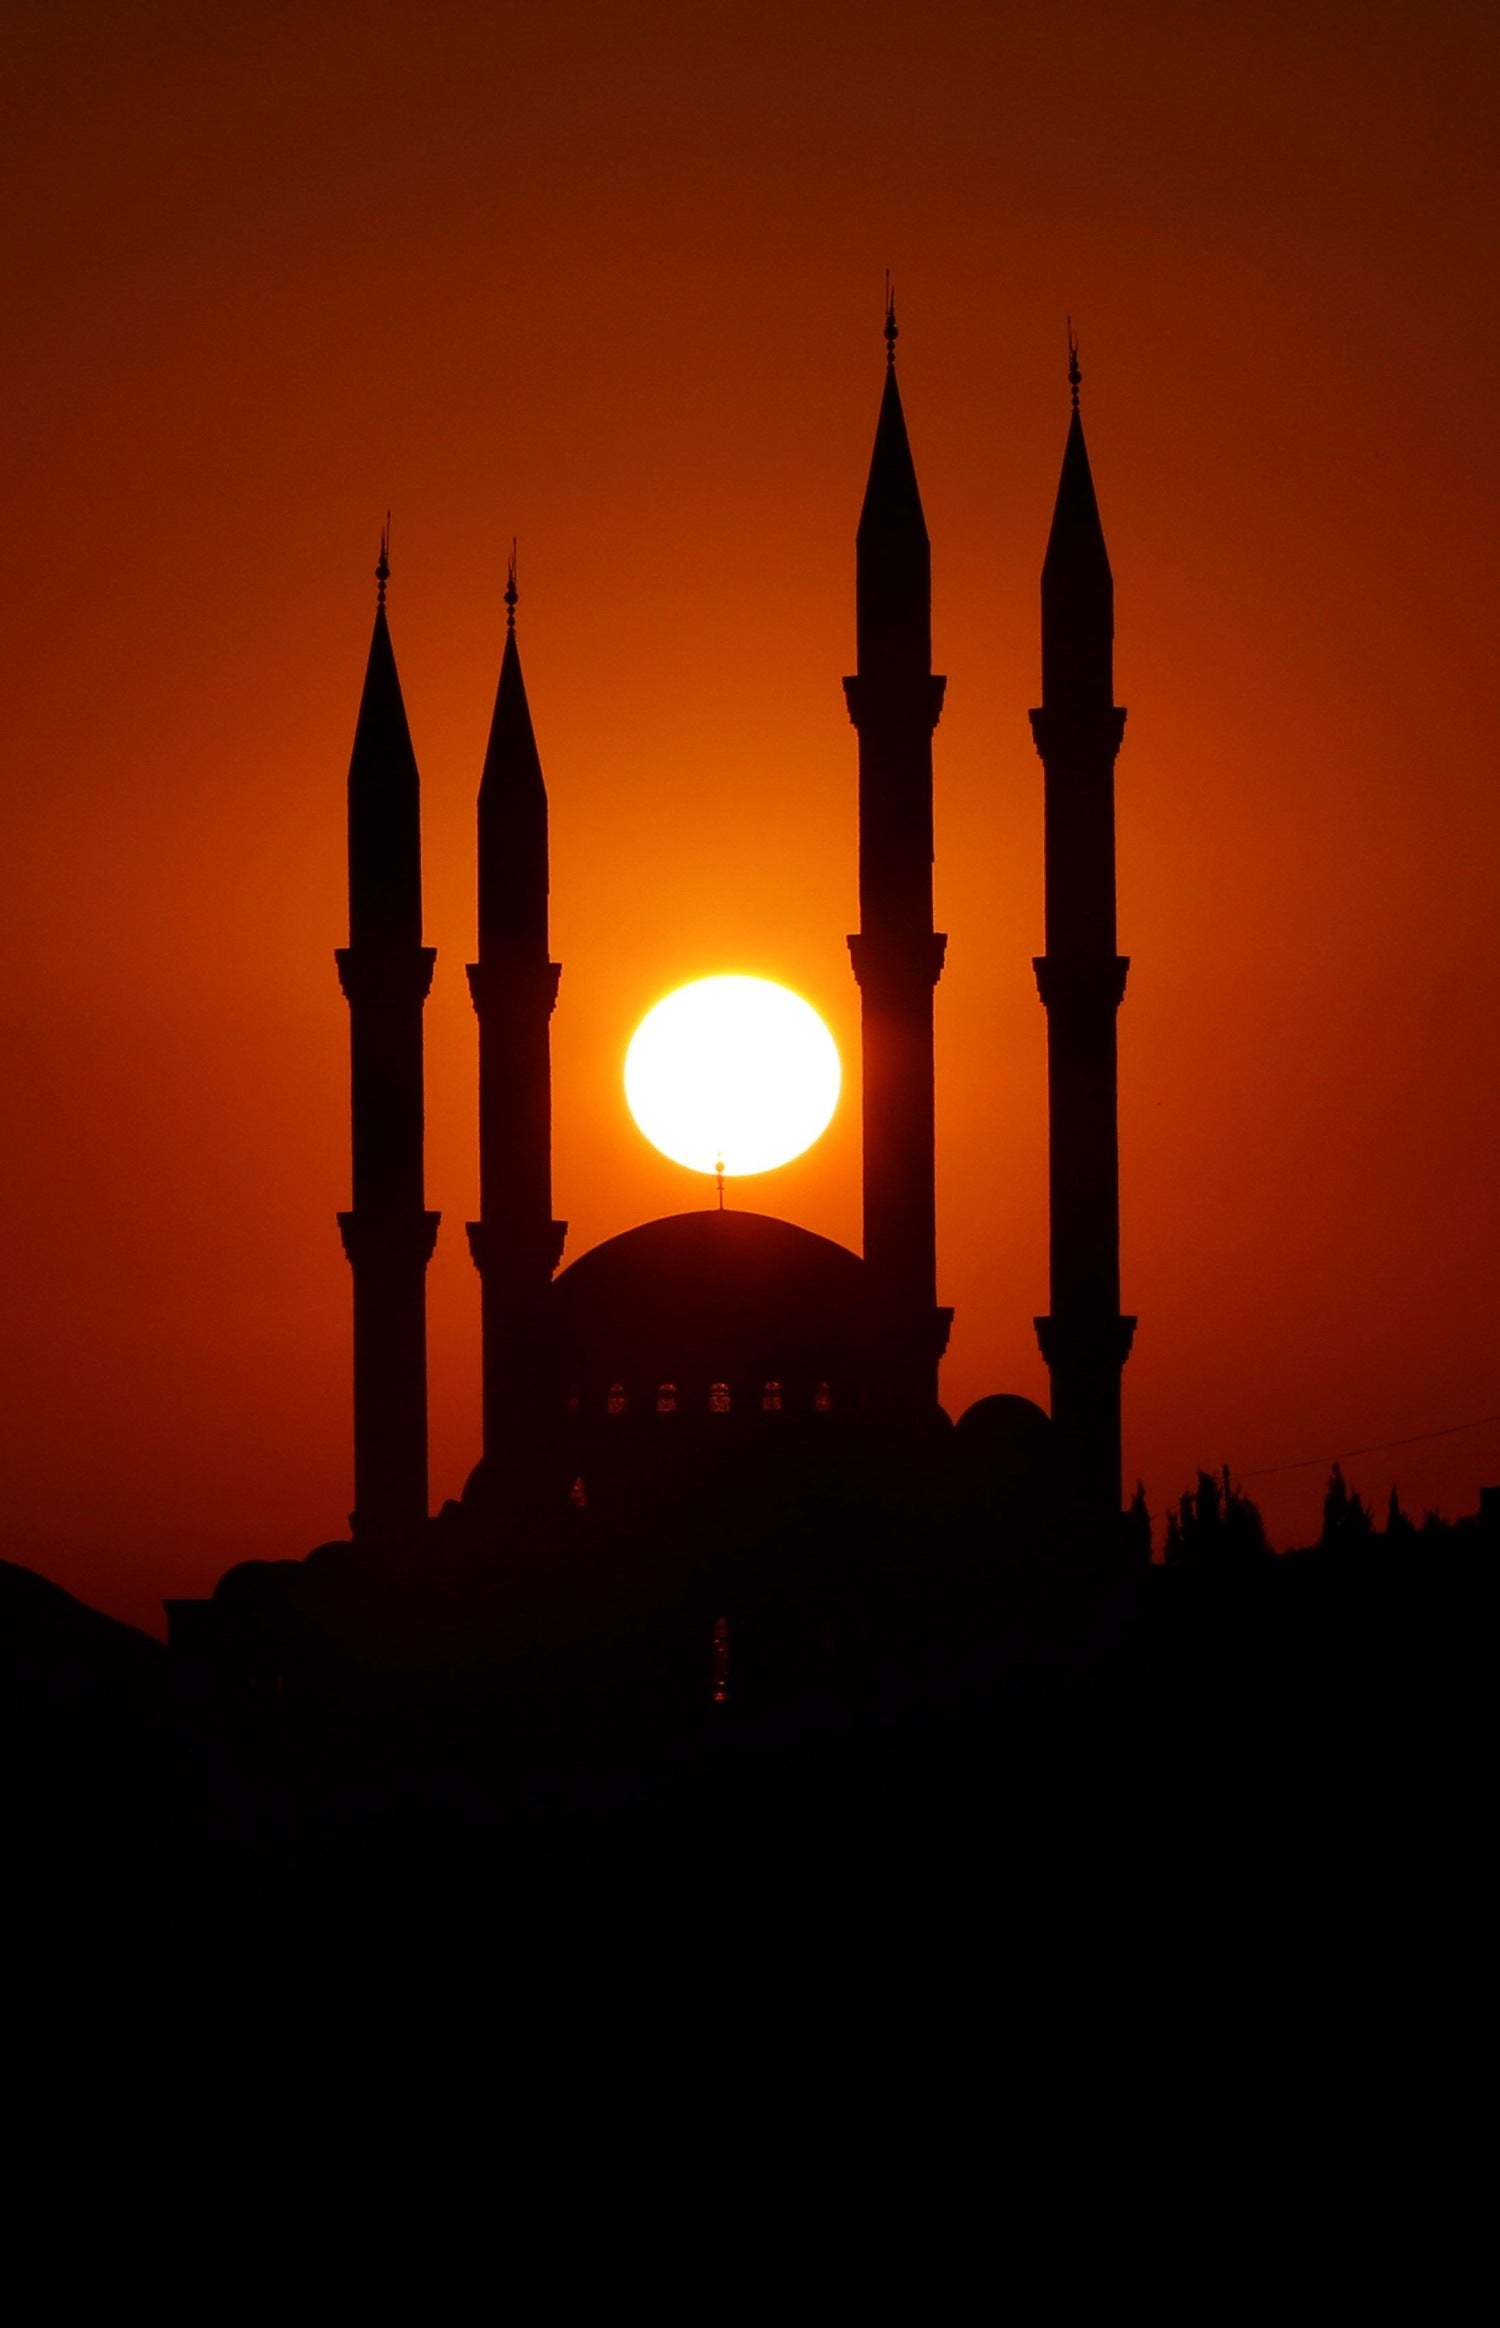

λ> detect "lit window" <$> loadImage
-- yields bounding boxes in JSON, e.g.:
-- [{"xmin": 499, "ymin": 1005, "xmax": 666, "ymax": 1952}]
[
  {"xmin": 813, "ymin": 1382, "xmax": 832, "ymax": 1413},
  {"xmin": 606, "ymin": 1383, "xmax": 627, "ymax": 1416},
  {"xmin": 569, "ymin": 1476, "xmax": 587, "ymax": 1508},
  {"xmin": 709, "ymin": 1381, "xmax": 732, "ymax": 1414},
  {"xmin": 762, "ymin": 1380, "xmax": 783, "ymax": 1412},
  {"xmin": 656, "ymin": 1382, "xmax": 678, "ymax": 1414}
]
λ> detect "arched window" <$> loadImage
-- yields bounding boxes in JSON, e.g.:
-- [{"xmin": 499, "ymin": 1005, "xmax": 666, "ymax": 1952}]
[
  {"xmin": 656, "ymin": 1382, "xmax": 678, "ymax": 1414},
  {"xmin": 761, "ymin": 1380, "xmax": 783, "ymax": 1413},
  {"xmin": 813, "ymin": 1381, "xmax": 832, "ymax": 1413},
  {"xmin": 606, "ymin": 1383, "xmax": 627, "ymax": 1416},
  {"xmin": 709, "ymin": 1381, "xmax": 732, "ymax": 1414}
]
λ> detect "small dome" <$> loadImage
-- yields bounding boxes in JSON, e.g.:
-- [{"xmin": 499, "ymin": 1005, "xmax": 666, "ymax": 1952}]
[
  {"xmin": 955, "ymin": 1393, "xmax": 1053, "ymax": 1456},
  {"xmin": 955, "ymin": 1394, "xmax": 1058, "ymax": 1509}
]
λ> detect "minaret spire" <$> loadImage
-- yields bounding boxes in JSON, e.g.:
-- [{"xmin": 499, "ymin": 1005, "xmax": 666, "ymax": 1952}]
[
  {"xmin": 335, "ymin": 539, "xmax": 440, "ymax": 1543},
  {"xmin": 466, "ymin": 550, "xmax": 566, "ymax": 1514},
  {"xmin": 844, "ymin": 303, "xmax": 951, "ymax": 1410},
  {"xmin": 1029, "ymin": 344, "xmax": 1136, "ymax": 1547}
]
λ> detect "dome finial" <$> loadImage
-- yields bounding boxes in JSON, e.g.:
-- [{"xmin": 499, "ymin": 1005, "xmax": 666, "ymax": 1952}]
[
  {"xmin": 884, "ymin": 271, "xmax": 898, "ymax": 368},
  {"xmin": 505, "ymin": 538, "xmax": 518, "ymax": 632},
  {"xmin": 1067, "ymin": 318, "xmax": 1081, "ymax": 411},
  {"xmin": 376, "ymin": 512, "xmax": 391, "ymax": 606}
]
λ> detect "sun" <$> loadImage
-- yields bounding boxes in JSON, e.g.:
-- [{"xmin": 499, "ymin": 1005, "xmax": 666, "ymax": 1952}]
[{"xmin": 625, "ymin": 975, "xmax": 841, "ymax": 1179}]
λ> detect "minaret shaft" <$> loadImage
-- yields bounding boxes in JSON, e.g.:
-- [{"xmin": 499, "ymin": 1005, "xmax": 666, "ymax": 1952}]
[
  {"xmin": 467, "ymin": 603, "xmax": 566, "ymax": 1497},
  {"xmin": 846, "ymin": 330, "xmax": 951, "ymax": 1408},
  {"xmin": 1031, "ymin": 390, "xmax": 1135, "ymax": 1534},
  {"xmin": 336, "ymin": 571, "xmax": 439, "ymax": 1544},
  {"xmin": 468, "ymin": 955, "xmax": 564, "ymax": 1471}
]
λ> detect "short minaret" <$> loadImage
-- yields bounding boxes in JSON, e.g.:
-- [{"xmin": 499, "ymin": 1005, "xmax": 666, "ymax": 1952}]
[
  {"xmin": 1029, "ymin": 337, "xmax": 1136, "ymax": 1536},
  {"xmin": 844, "ymin": 295, "xmax": 951, "ymax": 1409},
  {"xmin": 335, "ymin": 534, "xmax": 440, "ymax": 1543},
  {"xmin": 466, "ymin": 552, "xmax": 566, "ymax": 1501}
]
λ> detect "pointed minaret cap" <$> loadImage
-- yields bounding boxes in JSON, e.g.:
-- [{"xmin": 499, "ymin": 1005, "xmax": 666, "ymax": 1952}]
[
  {"xmin": 1041, "ymin": 324, "xmax": 1114, "ymax": 708},
  {"xmin": 347, "ymin": 519, "xmax": 422, "ymax": 948},
  {"xmin": 855, "ymin": 287, "xmax": 931, "ymax": 675},
  {"xmin": 858, "ymin": 298, "xmax": 927, "ymax": 547},
  {"xmin": 477, "ymin": 543, "xmax": 549, "ymax": 955},
  {"xmin": 1044, "ymin": 329, "xmax": 1109, "ymax": 575},
  {"xmin": 483, "ymin": 549, "xmax": 542, "ymax": 799}
]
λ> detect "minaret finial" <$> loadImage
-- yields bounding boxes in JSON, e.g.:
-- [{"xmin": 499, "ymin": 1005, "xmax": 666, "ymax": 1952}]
[
  {"xmin": 505, "ymin": 538, "xmax": 518, "ymax": 633},
  {"xmin": 376, "ymin": 512, "xmax": 391, "ymax": 607},
  {"xmin": 884, "ymin": 272, "xmax": 898, "ymax": 368},
  {"xmin": 1067, "ymin": 318, "xmax": 1081, "ymax": 411}
]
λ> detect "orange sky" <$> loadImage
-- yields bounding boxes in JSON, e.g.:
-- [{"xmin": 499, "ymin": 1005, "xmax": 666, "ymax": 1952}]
[{"xmin": 2, "ymin": 1, "xmax": 1497, "ymax": 1631}]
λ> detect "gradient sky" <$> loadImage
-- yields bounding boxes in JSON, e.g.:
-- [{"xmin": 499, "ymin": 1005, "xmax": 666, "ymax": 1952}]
[{"xmin": 2, "ymin": 1, "xmax": 1496, "ymax": 1630}]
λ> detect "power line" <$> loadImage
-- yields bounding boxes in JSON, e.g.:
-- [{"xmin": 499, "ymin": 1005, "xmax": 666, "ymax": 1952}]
[{"xmin": 1241, "ymin": 1410, "xmax": 1500, "ymax": 1480}]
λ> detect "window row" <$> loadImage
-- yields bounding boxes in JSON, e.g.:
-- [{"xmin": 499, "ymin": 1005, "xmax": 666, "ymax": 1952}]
[{"xmin": 567, "ymin": 1379, "xmax": 835, "ymax": 1418}]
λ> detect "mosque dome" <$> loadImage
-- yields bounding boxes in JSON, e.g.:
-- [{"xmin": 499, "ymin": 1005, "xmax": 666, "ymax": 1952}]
[{"xmin": 553, "ymin": 1208, "xmax": 874, "ymax": 1422}]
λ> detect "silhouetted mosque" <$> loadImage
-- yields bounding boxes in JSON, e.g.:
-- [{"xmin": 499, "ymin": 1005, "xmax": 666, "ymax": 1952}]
[{"xmin": 170, "ymin": 304, "xmax": 1138, "ymax": 1702}]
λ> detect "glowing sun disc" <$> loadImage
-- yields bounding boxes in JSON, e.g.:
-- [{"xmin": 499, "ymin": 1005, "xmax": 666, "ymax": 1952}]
[{"xmin": 625, "ymin": 976, "xmax": 841, "ymax": 1178}]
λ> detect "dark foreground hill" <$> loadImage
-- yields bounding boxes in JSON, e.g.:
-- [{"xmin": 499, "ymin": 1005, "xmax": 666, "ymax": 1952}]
[
  {"xmin": 0, "ymin": 1559, "xmax": 164, "ymax": 1722},
  {"xmin": 1, "ymin": 1523, "xmax": 1491, "ymax": 1971}
]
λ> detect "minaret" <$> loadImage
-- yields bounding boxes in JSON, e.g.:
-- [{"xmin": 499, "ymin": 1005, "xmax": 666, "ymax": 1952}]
[
  {"xmin": 1030, "ymin": 335, "xmax": 1136, "ymax": 1538},
  {"xmin": 335, "ymin": 532, "xmax": 440, "ymax": 1543},
  {"xmin": 466, "ymin": 551, "xmax": 566, "ymax": 1504},
  {"xmin": 844, "ymin": 294, "xmax": 951, "ymax": 1409}
]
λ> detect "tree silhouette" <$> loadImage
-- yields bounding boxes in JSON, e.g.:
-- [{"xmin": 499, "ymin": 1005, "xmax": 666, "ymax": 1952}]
[
  {"xmin": 1320, "ymin": 1463, "xmax": 1373, "ymax": 1553},
  {"xmin": 1163, "ymin": 1466, "xmax": 1269, "ymax": 1567},
  {"xmin": 1124, "ymin": 1480, "xmax": 1152, "ymax": 1565},
  {"xmin": 1384, "ymin": 1485, "xmax": 1416, "ymax": 1545}
]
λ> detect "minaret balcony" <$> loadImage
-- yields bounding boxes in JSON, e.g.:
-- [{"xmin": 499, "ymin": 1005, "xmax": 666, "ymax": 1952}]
[
  {"xmin": 466, "ymin": 1218, "xmax": 568, "ymax": 1277},
  {"xmin": 1032, "ymin": 955, "xmax": 1130, "ymax": 1013},
  {"xmin": 335, "ymin": 945, "xmax": 437, "ymax": 1007},
  {"xmin": 1028, "ymin": 705, "xmax": 1127, "ymax": 763},
  {"xmin": 465, "ymin": 957, "xmax": 562, "ymax": 1019},
  {"xmin": 847, "ymin": 930, "xmax": 948, "ymax": 995},
  {"xmin": 337, "ymin": 1209, "xmax": 440, "ymax": 1266},
  {"xmin": 843, "ymin": 673, "xmax": 947, "ymax": 733},
  {"xmin": 1035, "ymin": 1313, "xmax": 1138, "ymax": 1369}
]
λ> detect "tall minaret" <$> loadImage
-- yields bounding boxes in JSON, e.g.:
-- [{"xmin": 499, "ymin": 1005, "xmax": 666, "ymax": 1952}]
[
  {"xmin": 1030, "ymin": 337, "xmax": 1135, "ymax": 1537},
  {"xmin": 844, "ymin": 294, "xmax": 951, "ymax": 1409},
  {"xmin": 466, "ymin": 552, "xmax": 566, "ymax": 1504},
  {"xmin": 335, "ymin": 533, "xmax": 440, "ymax": 1543}
]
